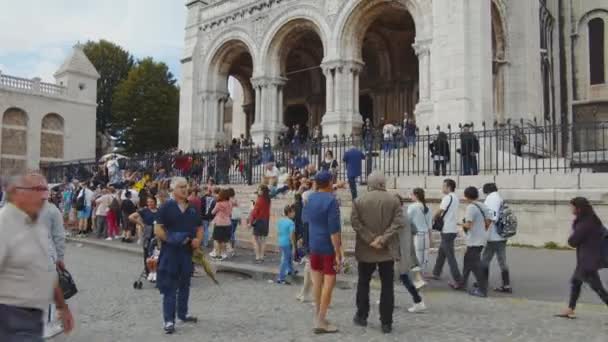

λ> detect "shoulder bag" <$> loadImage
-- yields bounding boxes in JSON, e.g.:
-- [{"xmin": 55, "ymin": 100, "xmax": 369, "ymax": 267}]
[{"xmin": 432, "ymin": 195, "xmax": 453, "ymax": 232}]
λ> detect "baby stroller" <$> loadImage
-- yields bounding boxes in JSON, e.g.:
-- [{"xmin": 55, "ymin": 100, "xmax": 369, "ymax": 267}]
[{"xmin": 133, "ymin": 225, "xmax": 158, "ymax": 290}]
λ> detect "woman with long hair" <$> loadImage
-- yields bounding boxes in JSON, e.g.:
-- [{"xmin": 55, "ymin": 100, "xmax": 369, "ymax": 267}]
[
  {"xmin": 557, "ymin": 197, "xmax": 608, "ymax": 319},
  {"xmin": 249, "ymin": 184, "xmax": 271, "ymax": 262},
  {"xmin": 408, "ymin": 188, "xmax": 433, "ymax": 278}
]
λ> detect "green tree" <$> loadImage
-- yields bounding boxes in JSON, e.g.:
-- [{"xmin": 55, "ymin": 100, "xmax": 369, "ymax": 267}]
[
  {"xmin": 112, "ymin": 58, "xmax": 179, "ymax": 152},
  {"xmin": 83, "ymin": 40, "xmax": 134, "ymax": 133}
]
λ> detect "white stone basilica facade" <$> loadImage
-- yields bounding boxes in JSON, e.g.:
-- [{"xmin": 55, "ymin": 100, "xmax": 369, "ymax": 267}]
[{"xmin": 179, "ymin": 0, "xmax": 608, "ymax": 151}]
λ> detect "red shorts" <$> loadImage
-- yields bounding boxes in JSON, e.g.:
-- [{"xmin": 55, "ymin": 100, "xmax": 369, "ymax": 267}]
[{"xmin": 309, "ymin": 253, "xmax": 337, "ymax": 275}]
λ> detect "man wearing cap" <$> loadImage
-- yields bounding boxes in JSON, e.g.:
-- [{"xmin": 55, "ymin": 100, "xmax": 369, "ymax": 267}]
[
  {"xmin": 351, "ymin": 171, "xmax": 404, "ymax": 334},
  {"xmin": 302, "ymin": 171, "xmax": 342, "ymax": 334}
]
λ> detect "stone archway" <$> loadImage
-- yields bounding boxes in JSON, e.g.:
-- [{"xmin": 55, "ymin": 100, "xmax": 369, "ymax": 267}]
[
  {"xmin": 334, "ymin": 0, "xmax": 420, "ymax": 131},
  {"xmin": 203, "ymin": 37, "xmax": 256, "ymax": 146},
  {"xmin": 254, "ymin": 16, "xmax": 328, "ymax": 143}
]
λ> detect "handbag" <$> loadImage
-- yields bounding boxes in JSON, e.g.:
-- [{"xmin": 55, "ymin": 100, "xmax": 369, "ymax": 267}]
[
  {"xmin": 57, "ymin": 267, "xmax": 78, "ymax": 300},
  {"xmin": 432, "ymin": 195, "xmax": 453, "ymax": 232}
]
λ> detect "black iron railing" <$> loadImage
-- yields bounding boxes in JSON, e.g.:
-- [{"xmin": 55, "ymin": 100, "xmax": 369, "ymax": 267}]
[{"xmin": 42, "ymin": 119, "xmax": 608, "ymax": 185}]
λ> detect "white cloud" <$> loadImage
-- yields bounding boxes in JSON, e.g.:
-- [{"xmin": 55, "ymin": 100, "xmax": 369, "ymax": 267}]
[{"xmin": 0, "ymin": 0, "xmax": 185, "ymax": 81}]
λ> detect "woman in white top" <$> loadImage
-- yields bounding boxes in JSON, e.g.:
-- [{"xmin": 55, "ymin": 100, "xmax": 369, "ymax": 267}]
[{"xmin": 407, "ymin": 188, "xmax": 433, "ymax": 276}]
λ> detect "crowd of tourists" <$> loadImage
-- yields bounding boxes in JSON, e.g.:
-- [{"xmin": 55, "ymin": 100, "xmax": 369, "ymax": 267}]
[{"xmin": 1, "ymin": 133, "xmax": 607, "ymax": 339}]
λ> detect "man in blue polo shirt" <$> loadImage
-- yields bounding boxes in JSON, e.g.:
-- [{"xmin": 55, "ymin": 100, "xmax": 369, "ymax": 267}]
[
  {"xmin": 154, "ymin": 177, "xmax": 202, "ymax": 334},
  {"xmin": 342, "ymin": 147, "xmax": 365, "ymax": 200},
  {"xmin": 302, "ymin": 171, "xmax": 342, "ymax": 334}
]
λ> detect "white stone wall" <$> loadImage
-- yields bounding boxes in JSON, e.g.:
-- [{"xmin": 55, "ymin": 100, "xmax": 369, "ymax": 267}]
[
  {"xmin": 180, "ymin": 0, "xmax": 547, "ymax": 151},
  {"xmin": 0, "ymin": 86, "xmax": 96, "ymax": 171}
]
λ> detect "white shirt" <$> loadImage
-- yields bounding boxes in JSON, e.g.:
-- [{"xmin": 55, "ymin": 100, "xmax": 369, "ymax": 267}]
[
  {"xmin": 439, "ymin": 193, "xmax": 459, "ymax": 234},
  {"xmin": 264, "ymin": 166, "xmax": 279, "ymax": 179},
  {"xmin": 0, "ymin": 204, "xmax": 55, "ymax": 311},
  {"xmin": 465, "ymin": 201, "xmax": 490, "ymax": 246},
  {"xmin": 484, "ymin": 192, "xmax": 505, "ymax": 242},
  {"xmin": 382, "ymin": 124, "xmax": 395, "ymax": 139},
  {"xmin": 78, "ymin": 188, "xmax": 95, "ymax": 207},
  {"xmin": 95, "ymin": 193, "xmax": 114, "ymax": 216}
]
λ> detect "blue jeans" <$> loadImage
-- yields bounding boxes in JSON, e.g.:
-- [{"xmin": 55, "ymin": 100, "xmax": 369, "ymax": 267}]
[
  {"xmin": 230, "ymin": 219, "xmax": 239, "ymax": 246},
  {"xmin": 348, "ymin": 176, "xmax": 358, "ymax": 200},
  {"xmin": 0, "ymin": 304, "xmax": 43, "ymax": 342},
  {"xmin": 383, "ymin": 139, "xmax": 393, "ymax": 154},
  {"xmin": 162, "ymin": 283, "xmax": 190, "ymax": 323},
  {"xmin": 202, "ymin": 220, "xmax": 211, "ymax": 247},
  {"xmin": 278, "ymin": 245, "xmax": 293, "ymax": 281}
]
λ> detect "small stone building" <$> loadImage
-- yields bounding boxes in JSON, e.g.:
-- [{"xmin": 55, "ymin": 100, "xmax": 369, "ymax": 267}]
[{"xmin": 0, "ymin": 44, "xmax": 99, "ymax": 176}]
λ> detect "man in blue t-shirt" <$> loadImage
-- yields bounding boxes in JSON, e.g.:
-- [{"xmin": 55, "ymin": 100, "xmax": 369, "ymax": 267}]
[
  {"xmin": 342, "ymin": 147, "xmax": 365, "ymax": 200},
  {"xmin": 302, "ymin": 171, "xmax": 342, "ymax": 334},
  {"xmin": 154, "ymin": 177, "xmax": 202, "ymax": 334}
]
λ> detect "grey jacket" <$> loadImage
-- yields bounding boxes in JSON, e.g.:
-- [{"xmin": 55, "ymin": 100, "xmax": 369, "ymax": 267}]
[
  {"xmin": 351, "ymin": 173, "xmax": 404, "ymax": 263},
  {"xmin": 40, "ymin": 202, "xmax": 65, "ymax": 265}
]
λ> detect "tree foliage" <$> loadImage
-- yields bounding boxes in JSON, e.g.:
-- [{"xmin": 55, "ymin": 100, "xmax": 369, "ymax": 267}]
[
  {"xmin": 112, "ymin": 58, "xmax": 179, "ymax": 152},
  {"xmin": 83, "ymin": 40, "xmax": 134, "ymax": 133}
]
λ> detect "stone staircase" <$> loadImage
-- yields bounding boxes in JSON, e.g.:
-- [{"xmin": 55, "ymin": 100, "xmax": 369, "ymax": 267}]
[{"xmin": 229, "ymin": 184, "xmax": 463, "ymax": 254}]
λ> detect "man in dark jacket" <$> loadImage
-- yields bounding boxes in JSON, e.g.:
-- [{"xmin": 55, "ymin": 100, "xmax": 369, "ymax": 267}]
[
  {"xmin": 458, "ymin": 124, "xmax": 479, "ymax": 175},
  {"xmin": 351, "ymin": 172, "xmax": 405, "ymax": 334}
]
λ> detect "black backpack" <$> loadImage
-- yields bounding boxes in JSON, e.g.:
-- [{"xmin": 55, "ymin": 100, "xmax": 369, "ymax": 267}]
[{"xmin": 75, "ymin": 190, "xmax": 86, "ymax": 211}]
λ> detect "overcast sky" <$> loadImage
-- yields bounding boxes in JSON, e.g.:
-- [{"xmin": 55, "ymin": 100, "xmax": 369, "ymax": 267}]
[{"xmin": 0, "ymin": 0, "xmax": 186, "ymax": 82}]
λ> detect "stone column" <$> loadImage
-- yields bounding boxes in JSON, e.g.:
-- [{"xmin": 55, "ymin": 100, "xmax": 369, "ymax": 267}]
[
  {"xmin": 412, "ymin": 39, "xmax": 433, "ymax": 123},
  {"xmin": 321, "ymin": 60, "xmax": 364, "ymax": 137},
  {"xmin": 193, "ymin": 90, "xmax": 228, "ymax": 150},
  {"xmin": 250, "ymin": 77, "xmax": 287, "ymax": 145}
]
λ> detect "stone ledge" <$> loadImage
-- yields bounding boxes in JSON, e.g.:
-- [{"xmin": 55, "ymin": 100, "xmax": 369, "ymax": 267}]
[{"xmin": 534, "ymin": 173, "xmax": 579, "ymax": 189}]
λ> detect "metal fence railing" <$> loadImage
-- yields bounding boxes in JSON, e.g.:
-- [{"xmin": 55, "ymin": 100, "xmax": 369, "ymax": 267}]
[{"xmin": 41, "ymin": 119, "xmax": 608, "ymax": 185}]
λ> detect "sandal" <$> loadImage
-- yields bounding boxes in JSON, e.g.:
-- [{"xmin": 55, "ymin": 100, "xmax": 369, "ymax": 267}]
[{"xmin": 313, "ymin": 324, "xmax": 339, "ymax": 334}]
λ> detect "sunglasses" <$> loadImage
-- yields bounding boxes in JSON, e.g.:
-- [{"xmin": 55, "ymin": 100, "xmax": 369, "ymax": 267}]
[{"xmin": 16, "ymin": 186, "xmax": 49, "ymax": 192}]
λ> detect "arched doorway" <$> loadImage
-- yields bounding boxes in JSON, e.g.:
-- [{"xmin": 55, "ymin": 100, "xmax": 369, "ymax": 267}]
[
  {"xmin": 339, "ymin": 1, "xmax": 418, "ymax": 128},
  {"xmin": 1, "ymin": 107, "xmax": 28, "ymax": 176},
  {"xmin": 40, "ymin": 113, "xmax": 65, "ymax": 161},
  {"xmin": 264, "ymin": 18, "xmax": 326, "ymax": 140},
  {"xmin": 206, "ymin": 39, "xmax": 255, "ymax": 144},
  {"xmin": 359, "ymin": 94, "xmax": 374, "ymax": 123}
]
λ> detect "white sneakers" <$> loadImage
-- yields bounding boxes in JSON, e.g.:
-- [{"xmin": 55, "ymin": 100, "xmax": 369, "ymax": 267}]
[
  {"xmin": 209, "ymin": 250, "xmax": 217, "ymax": 258},
  {"xmin": 43, "ymin": 321, "xmax": 64, "ymax": 339},
  {"xmin": 408, "ymin": 302, "xmax": 427, "ymax": 313},
  {"xmin": 105, "ymin": 237, "xmax": 112, "ymax": 241}
]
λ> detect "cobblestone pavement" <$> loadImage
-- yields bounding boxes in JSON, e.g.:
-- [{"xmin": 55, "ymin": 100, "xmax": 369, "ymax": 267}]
[{"xmin": 51, "ymin": 244, "xmax": 608, "ymax": 342}]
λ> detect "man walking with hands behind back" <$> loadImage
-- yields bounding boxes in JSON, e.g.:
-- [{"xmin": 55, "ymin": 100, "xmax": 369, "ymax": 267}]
[{"xmin": 351, "ymin": 171, "xmax": 405, "ymax": 334}]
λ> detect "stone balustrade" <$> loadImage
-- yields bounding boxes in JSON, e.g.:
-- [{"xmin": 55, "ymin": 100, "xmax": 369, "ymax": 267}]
[{"xmin": 0, "ymin": 71, "xmax": 66, "ymax": 96}]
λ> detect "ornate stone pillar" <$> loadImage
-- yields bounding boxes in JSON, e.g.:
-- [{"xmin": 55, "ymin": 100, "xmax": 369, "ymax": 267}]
[
  {"xmin": 321, "ymin": 60, "xmax": 364, "ymax": 137},
  {"xmin": 250, "ymin": 77, "xmax": 287, "ymax": 145},
  {"xmin": 194, "ymin": 90, "xmax": 228, "ymax": 150},
  {"xmin": 412, "ymin": 39, "xmax": 433, "ymax": 123}
]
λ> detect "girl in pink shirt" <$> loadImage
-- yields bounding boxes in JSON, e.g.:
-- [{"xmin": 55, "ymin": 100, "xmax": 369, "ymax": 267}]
[{"xmin": 211, "ymin": 189, "xmax": 233, "ymax": 260}]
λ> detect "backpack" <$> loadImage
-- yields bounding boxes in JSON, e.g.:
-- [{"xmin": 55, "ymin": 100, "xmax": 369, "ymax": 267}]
[
  {"xmin": 496, "ymin": 202, "xmax": 517, "ymax": 238},
  {"xmin": 75, "ymin": 190, "xmax": 86, "ymax": 211}
]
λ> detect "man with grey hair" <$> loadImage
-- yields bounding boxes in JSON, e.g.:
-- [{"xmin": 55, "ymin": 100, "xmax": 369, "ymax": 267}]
[
  {"xmin": 0, "ymin": 173, "xmax": 74, "ymax": 341},
  {"xmin": 351, "ymin": 171, "xmax": 405, "ymax": 334},
  {"xmin": 154, "ymin": 177, "xmax": 202, "ymax": 334}
]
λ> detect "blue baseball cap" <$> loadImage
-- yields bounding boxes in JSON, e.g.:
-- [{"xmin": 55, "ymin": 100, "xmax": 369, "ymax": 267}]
[{"xmin": 315, "ymin": 171, "xmax": 332, "ymax": 183}]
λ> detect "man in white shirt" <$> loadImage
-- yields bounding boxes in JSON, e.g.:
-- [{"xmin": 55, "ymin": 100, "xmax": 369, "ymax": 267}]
[
  {"xmin": 382, "ymin": 123, "xmax": 395, "ymax": 155},
  {"xmin": 431, "ymin": 179, "xmax": 464, "ymax": 288},
  {"xmin": 481, "ymin": 183, "xmax": 512, "ymax": 293},
  {"xmin": 263, "ymin": 162, "xmax": 279, "ymax": 186}
]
